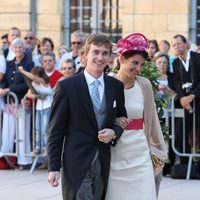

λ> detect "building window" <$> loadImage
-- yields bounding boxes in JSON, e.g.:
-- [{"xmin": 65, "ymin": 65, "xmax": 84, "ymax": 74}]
[
  {"xmin": 70, "ymin": 0, "xmax": 122, "ymax": 42},
  {"xmin": 100, "ymin": 0, "xmax": 122, "ymax": 43}
]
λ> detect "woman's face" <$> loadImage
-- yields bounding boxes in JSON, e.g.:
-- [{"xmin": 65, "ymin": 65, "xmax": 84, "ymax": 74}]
[
  {"xmin": 147, "ymin": 43, "xmax": 157, "ymax": 58},
  {"xmin": 120, "ymin": 54, "xmax": 145, "ymax": 78},
  {"xmin": 61, "ymin": 62, "xmax": 76, "ymax": 77},
  {"xmin": 40, "ymin": 41, "xmax": 53, "ymax": 55},
  {"xmin": 12, "ymin": 44, "xmax": 24, "ymax": 57},
  {"xmin": 155, "ymin": 56, "xmax": 168, "ymax": 75}
]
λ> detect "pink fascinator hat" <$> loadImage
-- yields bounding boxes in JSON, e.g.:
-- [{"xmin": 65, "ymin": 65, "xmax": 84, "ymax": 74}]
[{"xmin": 117, "ymin": 33, "xmax": 149, "ymax": 54}]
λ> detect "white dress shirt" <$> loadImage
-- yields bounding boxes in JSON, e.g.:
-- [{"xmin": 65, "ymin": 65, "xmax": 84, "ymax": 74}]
[{"xmin": 84, "ymin": 70, "xmax": 105, "ymax": 102}]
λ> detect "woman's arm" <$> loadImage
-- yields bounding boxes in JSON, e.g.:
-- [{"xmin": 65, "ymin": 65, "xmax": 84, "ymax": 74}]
[{"xmin": 18, "ymin": 66, "xmax": 48, "ymax": 87}]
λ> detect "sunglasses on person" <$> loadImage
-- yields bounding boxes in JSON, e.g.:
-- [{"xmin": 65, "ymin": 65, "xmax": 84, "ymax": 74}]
[
  {"xmin": 71, "ymin": 41, "xmax": 82, "ymax": 45},
  {"xmin": 24, "ymin": 36, "xmax": 34, "ymax": 40}
]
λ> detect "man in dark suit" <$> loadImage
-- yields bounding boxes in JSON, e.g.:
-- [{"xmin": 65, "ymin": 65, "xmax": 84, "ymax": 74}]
[
  {"xmin": 172, "ymin": 34, "xmax": 200, "ymax": 164},
  {"xmin": 47, "ymin": 33, "xmax": 127, "ymax": 200}
]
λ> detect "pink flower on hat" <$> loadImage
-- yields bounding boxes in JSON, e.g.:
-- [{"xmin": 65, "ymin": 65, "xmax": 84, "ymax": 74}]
[{"xmin": 117, "ymin": 33, "xmax": 149, "ymax": 54}]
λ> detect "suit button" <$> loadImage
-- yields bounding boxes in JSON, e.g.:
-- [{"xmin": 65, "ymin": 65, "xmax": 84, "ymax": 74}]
[{"xmin": 11, "ymin": 77, "xmax": 14, "ymax": 80}]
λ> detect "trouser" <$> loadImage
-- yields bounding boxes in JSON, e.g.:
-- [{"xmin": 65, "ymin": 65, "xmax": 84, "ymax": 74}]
[{"xmin": 76, "ymin": 157, "xmax": 104, "ymax": 200}]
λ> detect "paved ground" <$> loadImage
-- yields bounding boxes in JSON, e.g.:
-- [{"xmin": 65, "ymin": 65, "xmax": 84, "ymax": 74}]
[{"xmin": 0, "ymin": 169, "xmax": 200, "ymax": 200}]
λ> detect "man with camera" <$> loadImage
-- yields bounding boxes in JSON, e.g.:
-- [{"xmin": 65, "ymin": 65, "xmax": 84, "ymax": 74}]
[{"xmin": 171, "ymin": 34, "xmax": 200, "ymax": 165}]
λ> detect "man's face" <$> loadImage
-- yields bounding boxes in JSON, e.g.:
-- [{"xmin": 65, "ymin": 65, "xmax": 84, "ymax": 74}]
[
  {"xmin": 85, "ymin": 44, "xmax": 110, "ymax": 74},
  {"xmin": 23, "ymin": 32, "xmax": 36, "ymax": 51},
  {"xmin": 172, "ymin": 37, "xmax": 188, "ymax": 56},
  {"xmin": 1, "ymin": 38, "xmax": 9, "ymax": 50},
  {"xmin": 42, "ymin": 55, "xmax": 56, "ymax": 73},
  {"xmin": 8, "ymin": 29, "xmax": 20, "ymax": 43},
  {"xmin": 71, "ymin": 35, "xmax": 83, "ymax": 56}
]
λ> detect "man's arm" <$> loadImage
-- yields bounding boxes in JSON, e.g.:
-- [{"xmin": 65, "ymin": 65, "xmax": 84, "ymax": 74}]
[
  {"xmin": 47, "ymin": 82, "xmax": 69, "ymax": 186},
  {"xmin": 98, "ymin": 81, "xmax": 127, "ymax": 145}
]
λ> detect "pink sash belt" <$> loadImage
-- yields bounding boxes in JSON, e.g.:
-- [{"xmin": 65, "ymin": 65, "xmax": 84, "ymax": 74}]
[{"xmin": 124, "ymin": 118, "xmax": 143, "ymax": 130}]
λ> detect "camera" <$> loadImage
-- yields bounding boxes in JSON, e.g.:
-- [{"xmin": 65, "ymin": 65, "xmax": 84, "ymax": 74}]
[
  {"xmin": 182, "ymin": 82, "xmax": 194, "ymax": 114},
  {"xmin": 182, "ymin": 82, "xmax": 193, "ymax": 94}
]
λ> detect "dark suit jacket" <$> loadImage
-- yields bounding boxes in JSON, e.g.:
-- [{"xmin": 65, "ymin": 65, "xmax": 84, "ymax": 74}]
[
  {"xmin": 173, "ymin": 51, "xmax": 200, "ymax": 98},
  {"xmin": 48, "ymin": 71, "xmax": 127, "ymax": 200},
  {"xmin": 173, "ymin": 51, "xmax": 200, "ymax": 130}
]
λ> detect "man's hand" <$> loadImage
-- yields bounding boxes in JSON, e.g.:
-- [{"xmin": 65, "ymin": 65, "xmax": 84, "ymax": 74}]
[
  {"xmin": 48, "ymin": 171, "xmax": 60, "ymax": 187},
  {"xmin": 98, "ymin": 128, "xmax": 115, "ymax": 144},
  {"xmin": 180, "ymin": 94, "xmax": 195, "ymax": 109}
]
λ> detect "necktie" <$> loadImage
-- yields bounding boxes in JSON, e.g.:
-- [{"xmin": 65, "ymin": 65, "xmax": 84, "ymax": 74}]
[{"xmin": 91, "ymin": 80, "xmax": 101, "ymax": 112}]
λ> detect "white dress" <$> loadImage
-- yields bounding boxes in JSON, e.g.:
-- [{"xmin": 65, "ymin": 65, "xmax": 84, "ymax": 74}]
[{"xmin": 106, "ymin": 80, "xmax": 157, "ymax": 200}]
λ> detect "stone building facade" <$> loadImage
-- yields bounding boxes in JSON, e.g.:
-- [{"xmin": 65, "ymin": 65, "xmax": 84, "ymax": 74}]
[{"xmin": 0, "ymin": 0, "xmax": 197, "ymax": 51}]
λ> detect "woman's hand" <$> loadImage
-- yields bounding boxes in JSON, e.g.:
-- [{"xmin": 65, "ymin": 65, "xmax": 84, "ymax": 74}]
[
  {"xmin": 27, "ymin": 89, "xmax": 37, "ymax": 99},
  {"xmin": 0, "ymin": 88, "xmax": 10, "ymax": 96},
  {"xmin": 18, "ymin": 66, "xmax": 24, "ymax": 73},
  {"xmin": 115, "ymin": 117, "xmax": 129, "ymax": 128},
  {"xmin": 158, "ymin": 84, "xmax": 167, "ymax": 92}
]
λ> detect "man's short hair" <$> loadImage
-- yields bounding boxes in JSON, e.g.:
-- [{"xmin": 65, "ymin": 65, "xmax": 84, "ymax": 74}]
[
  {"xmin": 83, "ymin": 33, "xmax": 112, "ymax": 55},
  {"xmin": 42, "ymin": 52, "xmax": 56, "ymax": 61},
  {"xmin": 173, "ymin": 34, "xmax": 187, "ymax": 43}
]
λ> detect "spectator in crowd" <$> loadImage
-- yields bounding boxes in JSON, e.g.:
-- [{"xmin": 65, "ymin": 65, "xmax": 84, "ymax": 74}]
[
  {"xmin": 28, "ymin": 52, "xmax": 63, "ymax": 170},
  {"xmin": 23, "ymin": 31, "xmax": 37, "ymax": 53},
  {"xmin": 159, "ymin": 40, "xmax": 171, "ymax": 54},
  {"xmin": 106, "ymin": 43, "xmax": 120, "ymax": 76},
  {"xmin": 75, "ymin": 48, "xmax": 87, "ymax": 74},
  {"xmin": 33, "ymin": 37, "xmax": 55, "ymax": 67},
  {"xmin": 0, "ymin": 38, "xmax": 34, "ymax": 169},
  {"xmin": 1, "ymin": 33, "xmax": 9, "ymax": 51},
  {"xmin": 4, "ymin": 27, "xmax": 21, "ymax": 61},
  {"xmin": 105, "ymin": 33, "xmax": 167, "ymax": 200},
  {"xmin": 171, "ymin": 34, "xmax": 200, "ymax": 164},
  {"xmin": 158, "ymin": 39, "xmax": 177, "ymax": 72},
  {"xmin": 147, "ymin": 39, "xmax": 159, "ymax": 61},
  {"xmin": 154, "ymin": 51, "xmax": 174, "ymax": 96},
  {"xmin": 0, "ymin": 49, "xmax": 6, "ymax": 109},
  {"xmin": 60, "ymin": 59, "xmax": 76, "ymax": 78},
  {"xmin": 42, "ymin": 52, "xmax": 63, "ymax": 89},
  {"xmin": 153, "ymin": 51, "xmax": 175, "ymax": 190},
  {"xmin": 58, "ymin": 45, "xmax": 70, "ymax": 59},
  {"xmin": 18, "ymin": 66, "xmax": 52, "ymax": 156},
  {"xmin": 47, "ymin": 33, "xmax": 126, "ymax": 200},
  {"xmin": 57, "ymin": 30, "xmax": 86, "ymax": 71},
  {"xmin": 0, "ymin": 49, "xmax": 6, "ymax": 82}
]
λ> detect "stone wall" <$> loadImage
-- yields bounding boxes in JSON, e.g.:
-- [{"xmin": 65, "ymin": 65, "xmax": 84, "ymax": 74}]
[
  {"xmin": 0, "ymin": 0, "xmax": 63, "ymax": 53},
  {"xmin": 0, "ymin": 0, "xmax": 190, "ymax": 53},
  {"xmin": 121, "ymin": 0, "xmax": 189, "ymax": 49}
]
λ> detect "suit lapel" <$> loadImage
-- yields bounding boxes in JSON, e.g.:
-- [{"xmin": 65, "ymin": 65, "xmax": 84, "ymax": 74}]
[
  {"xmin": 75, "ymin": 72, "xmax": 98, "ymax": 128},
  {"xmin": 104, "ymin": 75, "xmax": 114, "ymax": 125}
]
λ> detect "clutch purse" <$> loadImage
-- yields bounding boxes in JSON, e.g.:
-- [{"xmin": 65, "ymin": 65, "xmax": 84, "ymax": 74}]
[{"xmin": 151, "ymin": 154, "xmax": 164, "ymax": 175}]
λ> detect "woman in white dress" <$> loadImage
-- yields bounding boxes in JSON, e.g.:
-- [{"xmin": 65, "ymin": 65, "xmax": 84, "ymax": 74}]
[{"xmin": 106, "ymin": 33, "xmax": 167, "ymax": 200}]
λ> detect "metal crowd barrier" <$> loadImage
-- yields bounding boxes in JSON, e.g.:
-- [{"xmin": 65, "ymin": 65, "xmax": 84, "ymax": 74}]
[
  {"xmin": 170, "ymin": 94, "xmax": 200, "ymax": 180},
  {"xmin": 0, "ymin": 92, "xmax": 47, "ymax": 174}
]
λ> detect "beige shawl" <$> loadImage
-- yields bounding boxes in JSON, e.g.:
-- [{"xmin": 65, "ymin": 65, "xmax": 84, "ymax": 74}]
[{"xmin": 137, "ymin": 76, "xmax": 168, "ymax": 161}]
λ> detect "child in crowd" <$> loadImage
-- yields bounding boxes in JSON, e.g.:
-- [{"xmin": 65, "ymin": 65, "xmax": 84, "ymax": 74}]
[{"xmin": 18, "ymin": 66, "xmax": 52, "ymax": 155}]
